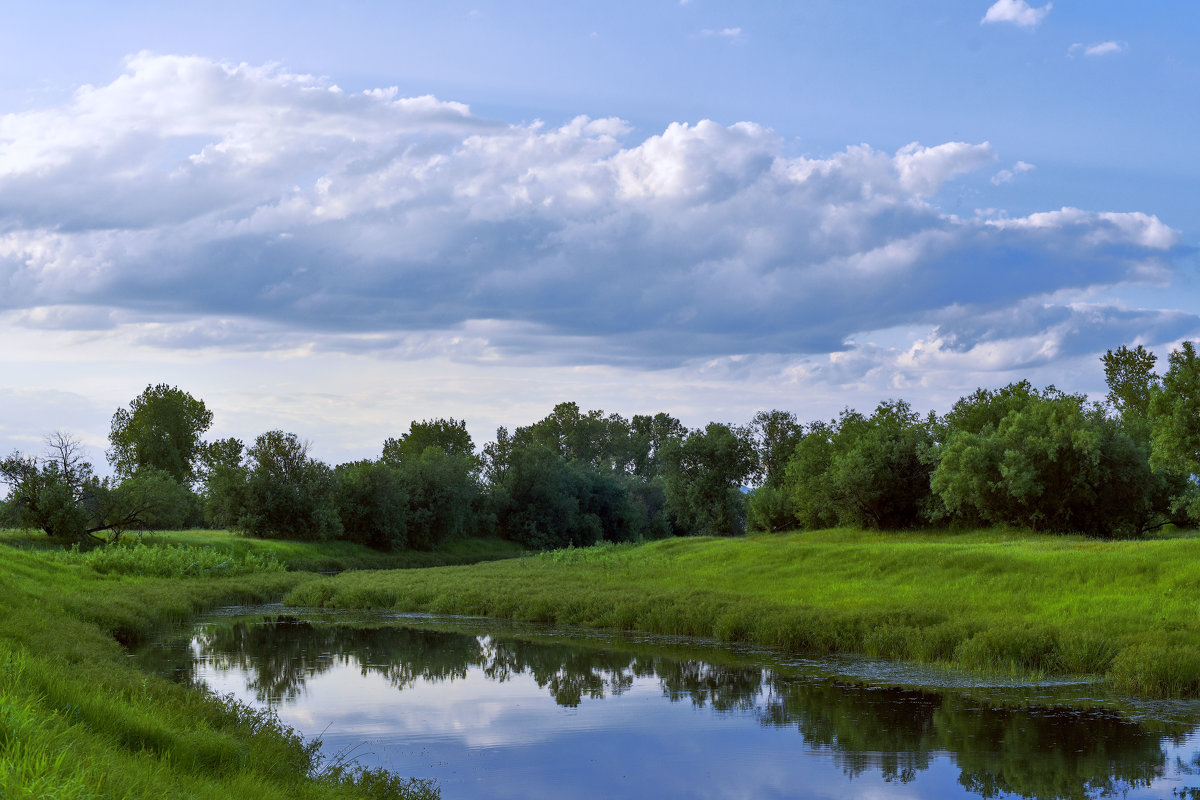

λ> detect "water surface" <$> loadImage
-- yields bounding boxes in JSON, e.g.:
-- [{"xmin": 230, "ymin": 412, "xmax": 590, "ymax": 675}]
[{"xmin": 137, "ymin": 607, "xmax": 1200, "ymax": 800}]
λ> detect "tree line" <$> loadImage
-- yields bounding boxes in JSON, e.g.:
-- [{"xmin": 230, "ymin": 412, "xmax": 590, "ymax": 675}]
[{"xmin": 3, "ymin": 343, "xmax": 1200, "ymax": 548}]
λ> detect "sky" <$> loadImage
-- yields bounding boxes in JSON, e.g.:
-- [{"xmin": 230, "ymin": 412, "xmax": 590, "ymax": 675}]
[{"xmin": 1, "ymin": 0, "xmax": 1197, "ymax": 468}]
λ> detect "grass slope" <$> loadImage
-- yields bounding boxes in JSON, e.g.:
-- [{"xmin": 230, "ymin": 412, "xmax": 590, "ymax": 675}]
[
  {"xmin": 0, "ymin": 536, "xmax": 446, "ymax": 799},
  {"xmin": 0, "ymin": 528, "xmax": 525, "ymax": 572},
  {"xmin": 285, "ymin": 528, "xmax": 1200, "ymax": 697}
]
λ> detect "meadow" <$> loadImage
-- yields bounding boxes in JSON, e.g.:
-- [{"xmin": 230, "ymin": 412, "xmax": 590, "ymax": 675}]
[
  {"xmin": 0, "ymin": 529, "xmax": 518, "ymax": 799},
  {"xmin": 8, "ymin": 523, "xmax": 1200, "ymax": 799},
  {"xmin": 284, "ymin": 527, "xmax": 1200, "ymax": 697}
]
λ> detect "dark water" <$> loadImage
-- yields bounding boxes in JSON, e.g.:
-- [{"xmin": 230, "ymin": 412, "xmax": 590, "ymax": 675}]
[{"xmin": 137, "ymin": 607, "xmax": 1200, "ymax": 800}]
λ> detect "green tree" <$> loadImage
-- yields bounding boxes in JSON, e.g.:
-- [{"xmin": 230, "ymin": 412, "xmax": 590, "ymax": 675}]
[
  {"xmin": 239, "ymin": 431, "xmax": 341, "ymax": 540},
  {"xmin": 1102, "ymin": 344, "xmax": 1159, "ymax": 423},
  {"xmin": 661, "ymin": 423, "xmax": 756, "ymax": 536},
  {"xmin": 933, "ymin": 389, "xmax": 1159, "ymax": 537},
  {"xmin": 382, "ymin": 418, "xmax": 476, "ymax": 464},
  {"xmin": 1, "ymin": 433, "xmax": 190, "ymax": 543},
  {"xmin": 751, "ymin": 409, "xmax": 803, "ymax": 488},
  {"xmin": 629, "ymin": 412, "xmax": 687, "ymax": 478},
  {"xmin": 783, "ymin": 420, "xmax": 839, "ymax": 530},
  {"xmin": 334, "ymin": 460, "xmax": 409, "ymax": 549},
  {"xmin": 394, "ymin": 448, "xmax": 482, "ymax": 549},
  {"xmin": 108, "ymin": 384, "xmax": 213, "ymax": 484},
  {"xmin": 825, "ymin": 401, "xmax": 936, "ymax": 530},
  {"xmin": 1149, "ymin": 341, "xmax": 1200, "ymax": 519},
  {"xmin": 198, "ymin": 437, "xmax": 247, "ymax": 528}
]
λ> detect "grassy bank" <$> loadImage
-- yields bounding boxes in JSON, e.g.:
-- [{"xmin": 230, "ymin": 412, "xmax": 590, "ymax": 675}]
[
  {"xmin": 284, "ymin": 528, "xmax": 1200, "ymax": 697},
  {"xmin": 0, "ymin": 528, "xmax": 525, "ymax": 572},
  {"xmin": 0, "ymin": 537, "xmax": 441, "ymax": 799}
]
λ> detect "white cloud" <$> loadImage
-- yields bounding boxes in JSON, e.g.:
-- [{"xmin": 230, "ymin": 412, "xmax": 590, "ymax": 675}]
[
  {"xmin": 0, "ymin": 53, "xmax": 1192, "ymax": 456},
  {"xmin": 698, "ymin": 27, "xmax": 743, "ymax": 41},
  {"xmin": 1069, "ymin": 41, "xmax": 1127, "ymax": 58},
  {"xmin": 991, "ymin": 160, "xmax": 1035, "ymax": 185},
  {"xmin": 981, "ymin": 0, "xmax": 1052, "ymax": 28}
]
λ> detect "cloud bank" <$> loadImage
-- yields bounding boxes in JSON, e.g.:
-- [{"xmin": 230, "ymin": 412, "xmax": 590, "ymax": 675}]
[{"xmin": 0, "ymin": 54, "xmax": 1188, "ymax": 382}]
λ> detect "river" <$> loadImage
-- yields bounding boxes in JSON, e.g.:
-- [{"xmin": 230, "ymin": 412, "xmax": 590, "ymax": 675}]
[{"xmin": 136, "ymin": 606, "xmax": 1200, "ymax": 800}]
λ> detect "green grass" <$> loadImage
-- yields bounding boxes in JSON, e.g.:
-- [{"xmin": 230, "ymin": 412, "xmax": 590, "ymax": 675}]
[
  {"xmin": 284, "ymin": 528, "xmax": 1200, "ymax": 697},
  {"xmin": 0, "ymin": 528, "xmax": 525, "ymax": 572},
  {"xmin": 0, "ymin": 537, "xmax": 441, "ymax": 799}
]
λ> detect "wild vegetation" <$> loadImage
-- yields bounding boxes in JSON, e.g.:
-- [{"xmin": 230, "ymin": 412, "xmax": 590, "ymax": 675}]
[
  {"xmin": 6, "ymin": 345, "xmax": 1197, "ymax": 554},
  {"xmin": 285, "ymin": 528, "xmax": 1200, "ymax": 697},
  {"xmin": 0, "ymin": 541, "xmax": 439, "ymax": 799},
  {"xmin": 3, "ymin": 341, "xmax": 1200, "ymax": 797}
]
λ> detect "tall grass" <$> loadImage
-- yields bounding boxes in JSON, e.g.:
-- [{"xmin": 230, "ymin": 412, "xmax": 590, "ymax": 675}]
[
  {"xmin": 0, "ymin": 527, "xmax": 525, "ymax": 572},
  {"xmin": 284, "ymin": 527, "xmax": 1200, "ymax": 697},
  {"xmin": 0, "ymin": 544, "xmax": 439, "ymax": 799},
  {"xmin": 51, "ymin": 541, "xmax": 285, "ymax": 577}
]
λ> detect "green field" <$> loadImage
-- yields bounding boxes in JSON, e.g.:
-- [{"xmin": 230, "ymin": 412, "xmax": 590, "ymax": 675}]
[
  {"xmin": 9, "ymin": 525, "xmax": 1200, "ymax": 799},
  {"xmin": 0, "ymin": 528, "xmax": 524, "ymax": 800},
  {"xmin": 284, "ymin": 527, "xmax": 1200, "ymax": 697}
]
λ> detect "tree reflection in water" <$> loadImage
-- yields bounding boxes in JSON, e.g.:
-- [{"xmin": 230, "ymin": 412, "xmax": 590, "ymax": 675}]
[{"xmin": 141, "ymin": 615, "xmax": 1194, "ymax": 800}]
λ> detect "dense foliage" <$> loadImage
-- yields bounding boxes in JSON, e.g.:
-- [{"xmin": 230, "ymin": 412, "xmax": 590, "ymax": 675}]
[{"xmin": 7, "ymin": 339, "xmax": 1200, "ymax": 547}]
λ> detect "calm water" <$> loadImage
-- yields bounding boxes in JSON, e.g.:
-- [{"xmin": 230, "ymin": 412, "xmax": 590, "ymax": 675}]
[{"xmin": 137, "ymin": 607, "xmax": 1200, "ymax": 800}]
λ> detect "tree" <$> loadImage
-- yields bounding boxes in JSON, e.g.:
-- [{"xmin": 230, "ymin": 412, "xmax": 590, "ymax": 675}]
[
  {"xmin": 334, "ymin": 461, "xmax": 409, "ymax": 549},
  {"xmin": 629, "ymin": 412, "xmax": 687, "ymax": 479},
  {"xmin": 198, "ymin": 437, "xmax": 248, "ymax": 528},
  {"xmin": 660, "ymin": 423, "xmax": 756, "ymax": 537},
  {"xmin": 1103, "ymin": 345, "xmax": 1159, "ymax": 423},
  {"xmin": 1149, "ymin": 341, "xmax": 1200, "ymax": 520},
  {"xmin": 239, "ymin": 431, "xmax": 341, "ymax": 540},
  {"xmin": 382, "ymin": 418, "xmax": 476, "ymax": 464},
  {"xmin": 932, "ymin": 389, "xmax": 1161, "ymax": 537},
  {"xmin": 394, "ymin": 448, "xmax": 482, "ymax": 549},
  {"xmin": 1, "ymin": 432, "xmax": 188, "ymax": 544},
  {"xmin": 490, "ymin": 445, "xmax": 639, "ymax": 549},
  {"xmin": 751, "ymin": 409, "xmax": 803, "ymax": 488},
  {"xmin": 108, "ymin": 384, "xmax": 213, "ymax": 484},
  {"xmin": 783, "ymin": 421, "xmax": 839, "ymax": 531},
  {"xmin": 825, "ymin": 401, "xmax": 936, "ymax": 530}
]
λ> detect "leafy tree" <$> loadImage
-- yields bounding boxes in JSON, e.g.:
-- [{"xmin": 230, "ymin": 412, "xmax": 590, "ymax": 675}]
[
  {"xmin": 745, "ymin": 484, "xmax": 797, "ymax": 533},
  {"xmin": 629, "ymin": 412, "xmax": 687, "ymax": 478},
  {"xmin": 751, "ymin": 409, "xmax": 803, "ymax": 488},
  {"xmin": 489, "ymin": 445, "xmax": 642, "ymax": 549},
  {"xmin": 382, "ymin": 418, "xmax": 476, "ymax": 464},
  {"xmin": 1103, "ymin": 344, "xmax": 1159, "ymax": 423},
  {"xmin": 108, "ymin": 384, "xmax": 213, "ymax": 484},
  {"xmin": 199, "ymin": 437, "xmax": 248, "ymax": 528},
  {"xmin": 933, "ymin": 389, "xmax": 1160, "ymax": 537},
  {"xmin": 1, "ymin": 433, "xmax": 190, "ymax": 543},
  {"xmin": 660, "ymin": 423, "xmax": 756, "ymax": 536},
  {"xmin": 334, "ymin": 460, "xmax": 408, "ymax": 549},
  {"xmin": 239, "ymin": 431, "xmax": 341, "ymax": 540},
  {"xmin": 1149, "ymin": 341, "xmax": 1200, "ymax": 519},
  {"xmin": 825, "ymin": 401, "xmax": 936, "ymax": 530},
  {"xmin": 783, "ymin": 421, "xmax": 838, "ymax": 530},
  {"xmin": 394, "ymin": 448, "xmax": 482, "ymax": 549}
]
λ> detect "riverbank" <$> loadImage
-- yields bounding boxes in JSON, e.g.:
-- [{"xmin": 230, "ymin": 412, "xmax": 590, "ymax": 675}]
[
  {"xmin": 0, "ymin": 536, "xmax": 445, "ymax": 799},
  {"xmin": 284, "ymin": 528, "xmax": 1200, "ymax": 697}
]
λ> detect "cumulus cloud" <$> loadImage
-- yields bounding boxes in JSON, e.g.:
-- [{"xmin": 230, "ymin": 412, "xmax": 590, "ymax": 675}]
[
  {"xmin": 981, "ymin": 0, "xmax": 1052, "ymax": 28},
  {"xmin": 0, "ymin": 54, "xmax": 1188, "ymax": 377},
  {"xmin": 991, "ymin": 160, "xmax": 1035, "ymax": 185},
  {"xmin": 1069, "ymin": 41, "xmax": 1127, "ymax": 58}
]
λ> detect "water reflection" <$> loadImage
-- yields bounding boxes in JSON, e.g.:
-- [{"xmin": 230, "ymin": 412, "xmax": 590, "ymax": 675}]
[{"xmin": 139, "ymin": 613, "xmax": 1200, "ymax": 800}]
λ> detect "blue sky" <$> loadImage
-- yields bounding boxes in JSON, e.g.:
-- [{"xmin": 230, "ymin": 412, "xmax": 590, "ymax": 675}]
[{"xmin": 1, "ymin": 1, "xmax": 1197, "ymax": 466}]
